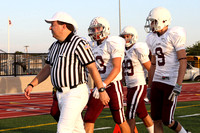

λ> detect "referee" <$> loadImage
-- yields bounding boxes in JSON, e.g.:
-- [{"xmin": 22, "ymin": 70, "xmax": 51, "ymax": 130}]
[{"xmin": 24, "ymin": 12, "xmax": 110, "ymax": 133}]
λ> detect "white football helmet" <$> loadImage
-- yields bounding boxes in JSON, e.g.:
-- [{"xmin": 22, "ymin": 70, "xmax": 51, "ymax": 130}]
[
  {"xmin": 120, "ymin": 26, "xmax": 138, "ymax": 47},
  {"xmin": 144, "ymin": 7, "xmax": 171, "ymax": 33},
  {"xmin": 88, "ymin": 17, "xmax": 110, "ymax": 41}
]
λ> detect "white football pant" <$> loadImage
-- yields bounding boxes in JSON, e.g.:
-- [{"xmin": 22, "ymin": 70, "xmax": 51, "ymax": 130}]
[{"xmin": 56, "ymin": 83, "xmax": 89, "ymax": 133}]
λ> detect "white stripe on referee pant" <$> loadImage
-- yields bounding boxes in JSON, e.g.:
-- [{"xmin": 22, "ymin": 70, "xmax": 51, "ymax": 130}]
[
  {"xmin": 113, "ymin": 81, "xmax": 125, "ymax": 123},
  {"xmin": 56, "ymin": 83, "xmax": 89, "ymax": 133},
  {"xmin": 129, "ymin": 85, "xmax": 144, "ymax": 119}
]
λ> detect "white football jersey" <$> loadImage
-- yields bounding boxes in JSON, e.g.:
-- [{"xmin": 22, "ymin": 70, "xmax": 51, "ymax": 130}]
[
  {"xmin": 90, "ymin": 36, "xmax": 125, "ymax": 81},
  {"xmin": 123, "ymin": 42, "xmax": 150, "ymax": 88},
  {"xmin": 146, "ymin": 26, "xmax": 186, "ymax": 86}
]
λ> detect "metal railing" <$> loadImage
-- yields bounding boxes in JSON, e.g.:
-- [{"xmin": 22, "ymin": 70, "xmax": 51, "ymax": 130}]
[{"xmin": 0, "ymin": 53, "xmax": 48, "ymax": 76}]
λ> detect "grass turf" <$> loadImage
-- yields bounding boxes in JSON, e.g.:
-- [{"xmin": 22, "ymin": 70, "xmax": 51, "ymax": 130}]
[{"xmin": 0, "ymin": 101, "xmax": 199, "ymax": 133}]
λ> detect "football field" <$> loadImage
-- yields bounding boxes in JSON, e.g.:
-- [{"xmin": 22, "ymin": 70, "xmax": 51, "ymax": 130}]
[
  {"xmin": 0, "ymin": 82, "xmax": 200, "ymax": 132},
  {"xmin": 0, "ymin": 101, "xmax": 200, "ymax": 133}
]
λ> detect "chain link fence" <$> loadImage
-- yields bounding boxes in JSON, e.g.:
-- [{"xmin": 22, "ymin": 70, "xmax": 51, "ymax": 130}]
[{"xmin": 0, "ymin": 53, "xmax": 48, "ymax": 76}]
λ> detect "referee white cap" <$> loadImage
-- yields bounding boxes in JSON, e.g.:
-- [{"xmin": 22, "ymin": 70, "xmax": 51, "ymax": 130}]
[{"xmin": 45, "ymin": 12, "xmax": 78, "ymax": 32}]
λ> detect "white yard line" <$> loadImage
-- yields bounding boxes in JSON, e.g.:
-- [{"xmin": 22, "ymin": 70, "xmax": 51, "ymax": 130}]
[
  {"xmin": 178, "ymin": 113, "xmax": 200, "ymax": 118},
  {"xmin": 94, "ymin": 127, "xmax": 112, "ymax": 131}
]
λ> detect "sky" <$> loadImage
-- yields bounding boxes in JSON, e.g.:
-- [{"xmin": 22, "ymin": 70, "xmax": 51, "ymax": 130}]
[{"xmin": 0, "ymin": 0, "xmax": 200, "ymax": 53}]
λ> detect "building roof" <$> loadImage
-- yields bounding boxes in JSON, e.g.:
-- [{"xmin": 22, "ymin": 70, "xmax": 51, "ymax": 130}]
[{"xmin": 0, "ymin": 49, "xmax": 6, "ymax": 53}]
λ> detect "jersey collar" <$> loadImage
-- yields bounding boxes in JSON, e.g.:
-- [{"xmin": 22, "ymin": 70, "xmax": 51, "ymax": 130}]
[{"xmin": 58, "ymin": 32, "xmax": 74, "ymax": 44}]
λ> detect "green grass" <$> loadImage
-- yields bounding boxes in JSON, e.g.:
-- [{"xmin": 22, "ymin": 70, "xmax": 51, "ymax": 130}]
[{"xmin": 0, "ymin": 101, "xmax": 200, "ymax": 133}]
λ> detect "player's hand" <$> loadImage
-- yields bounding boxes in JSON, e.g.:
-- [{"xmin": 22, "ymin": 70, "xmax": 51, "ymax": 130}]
[
  {"xmin": 92, "ymin": 87, "xmax": 99, "ymax": 99},
  {"xmin": 147, "ymin": 88, "xmax": 151, "ymax": 100},
  {"xmin": 99, "ymin": 91, "xmax": 110, "ymax": 105},
  {"xmin": 168, "ymin": 84, "xmax": 182, "ymax": 102},
  {"xmin": 92, "ymin": 82, "xmax": 107, "ymax": 99},
  {"xmin": 24, "ymin": 86, "xmax": 33, "ymax": 99},
  {"xmin": 88, "ymin": 87, "xmax": 92, "ymax": 96}
]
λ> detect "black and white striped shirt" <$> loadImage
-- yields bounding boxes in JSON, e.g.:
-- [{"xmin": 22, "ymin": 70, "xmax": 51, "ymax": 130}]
[{"xmin": 46, "ymin": 32, "xmax": 95, "ymax": 89}]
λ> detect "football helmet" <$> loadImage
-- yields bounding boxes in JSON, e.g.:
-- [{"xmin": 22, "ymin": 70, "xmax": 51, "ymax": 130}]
[
  {"xmin": 144, "ymin": 7, "xmax": 171, "ymax": 33},
  {"xmin": 120, "ymin": 26, "xmax": 138, "ymax": 47},
  {"xmin": 88, "ymin": 17, "xmax": 110, "ymax": 41}
]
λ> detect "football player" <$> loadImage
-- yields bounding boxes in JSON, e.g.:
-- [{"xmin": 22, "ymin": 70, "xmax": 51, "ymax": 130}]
[
  {"xmin": 83, "ymin": 17, "xmax": 131, "ymax": 133},
  {"xmin": 120, "ymin": 26, "xmax": 154, "ymax": 133},
  {"xmin": 144, "ymin": 7, "xmax": 189, "ymax": 133}
]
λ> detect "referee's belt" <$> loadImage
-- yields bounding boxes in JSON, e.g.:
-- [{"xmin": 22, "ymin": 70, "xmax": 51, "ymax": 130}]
[
  {"xmin": 54, "ymin": 87, "xmax": 63, "ymax": 92},
  {"xmin": 54, "ymin": 82, "xmax": 84, "ymax": 92}
]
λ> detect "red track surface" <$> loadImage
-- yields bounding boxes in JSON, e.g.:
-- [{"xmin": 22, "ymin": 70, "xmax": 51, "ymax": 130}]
[{"xmin": 0, "ymin": 83, "xmax": 200, "ymax": 119}]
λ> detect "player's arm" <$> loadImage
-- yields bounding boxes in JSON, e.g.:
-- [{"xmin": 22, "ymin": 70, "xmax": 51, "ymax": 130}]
[
  {"xmin": 121, "ymin": 62, "xmax": 126, "ymax": 86},
  {"xmin": 142, "ymin": 60, "xmax": 151, "ymax": 72},
  {"xmin": 86, "ymin": 62, "xmax": 110, "ymax": 105},
  {"xmin": 103, "ymin": 57, "xmax": 121, "ymax": 85},
  {"xmin": 148, "ymin": 55, "xmax": 156, "ymax": 88},
  {"xmin": 136, "ymin": 43, "xmax": 151, "ymax": 72},
  {"xmin": 168, "ymin": 49, "xmax": 187, "ymax": 101},
  {"xmin": 176, "ymin": 49, "xmax": 187, "ymax": 85},
  {"xmin": 24, "ymin": 64, "xmax": 51, "ymax": 99}
]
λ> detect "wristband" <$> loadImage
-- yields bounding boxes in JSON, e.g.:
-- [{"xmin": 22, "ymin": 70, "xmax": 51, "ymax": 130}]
[
  {"xmin": 98, "ymin": 87, "xmax": 105, "ymax": 92},
  {"xmin": 28, "ymin": 83, "xmax": 34, "ymax": 88},
  {"xmin": 175, "ymin": 83, "xmax": 182, "ymax": 87}
]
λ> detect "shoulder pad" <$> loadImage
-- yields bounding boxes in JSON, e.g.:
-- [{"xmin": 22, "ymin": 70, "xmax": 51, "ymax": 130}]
[
  {"xmin": 107, "ymin": 36, "xmax": 125, "ymax": 44},
  {"xmin": 106, "ymin": 36, "xmax": 125, "ymax": 47},
  {"xmin": 134, "ymin": 42, "xmax": 149, "ymax": 55},
  {"xmin": 168, "ymin": 26, "xmax": 186, "ymax": 37}
]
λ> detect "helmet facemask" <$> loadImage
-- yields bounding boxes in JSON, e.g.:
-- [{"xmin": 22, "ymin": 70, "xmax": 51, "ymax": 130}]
[
  {"xmin": 88, "ymin": 17, "xmax": 110, "ymax": 42},
  {"xmin": 120, "ymin": 34, "xmax": 136, "ymax": 47},
  {"xmin": 88, "ymin": 24, "xmax": 106, "ymax": 41},
  {"xmin": 145, "ymin": 18, "xmax": 168, "ymax": 33},
  {"xmin": 120, "ymin": 26, "xmax": 138, "ymax": 47}
]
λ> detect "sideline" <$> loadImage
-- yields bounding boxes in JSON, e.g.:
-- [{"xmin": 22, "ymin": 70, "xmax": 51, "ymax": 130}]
[{"xmin": 0, "ymin": 103, "xmax": 200, "ymax": 132}]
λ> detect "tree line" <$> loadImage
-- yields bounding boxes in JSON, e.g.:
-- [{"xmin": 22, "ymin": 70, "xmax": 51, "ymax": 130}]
[{"xmin": 186, "ymin": 41, "xmax": 200, "ymax": 55}]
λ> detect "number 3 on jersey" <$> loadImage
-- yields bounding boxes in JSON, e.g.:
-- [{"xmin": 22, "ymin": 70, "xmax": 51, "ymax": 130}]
[{"xmin": 96, "ymin": 56, "xmax": 106, "ymax": 73}]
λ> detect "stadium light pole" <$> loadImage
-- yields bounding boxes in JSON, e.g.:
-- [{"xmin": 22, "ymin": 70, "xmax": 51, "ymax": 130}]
[
  {"xmin": 119, "ymin": 0, "xmax": 121, "ymax": 34},
  {"xmin": 7, "ymin": 18, "xmax": 11, "ymax": 75},
  {"xmin": 8, "ymin": 18, "xmax": 10, "ymax": 53}
]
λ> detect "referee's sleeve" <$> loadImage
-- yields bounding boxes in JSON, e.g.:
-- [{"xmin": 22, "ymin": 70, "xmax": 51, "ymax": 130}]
[
  {"xmin": 76, "ymin": 40, "xmax": 95, "ymax": 66},
  {"xmin": 45, "ymin": 49, "xmax": 51, "ymax": 64},
  {"xmin": 45, "ymin": 42, "xmax": 56, "ymax": 65}
]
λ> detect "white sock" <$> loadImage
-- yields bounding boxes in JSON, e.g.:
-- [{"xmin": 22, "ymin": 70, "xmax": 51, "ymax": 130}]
[
  {"xmin": 147, "ymin": 125, "xmax": 154, "ymax": 133},
  {"xmin": 179, "ymin": 127, "xmax": 187, "ymax": 133}
]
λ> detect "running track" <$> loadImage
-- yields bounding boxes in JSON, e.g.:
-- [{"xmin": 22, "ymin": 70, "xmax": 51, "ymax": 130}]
[{"xmin": 0, "ymin": 83, "xmax": 200, "ymax": 119}]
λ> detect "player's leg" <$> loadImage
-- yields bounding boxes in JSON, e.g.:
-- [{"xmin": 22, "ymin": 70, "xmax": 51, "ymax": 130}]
[
  {"xmin": 56, "ymin": 84, "xmax": 88, "ymax": 133},
  {"xmin": 50, "ymin": 91, "xmax": 60, "ymax": 122},
  {"xmin": 154, "ymin": 120, "xmax": 163, "ymax": 133},
  {"xmin": 151, "ymin": 82, "xmax": 164, "ymax": 133},
  {"xmin": 136, "ymin": 85, "xmax": 154, "ymax": 133},
  {"xmin": 126, "ymin": 119, "xmax": 136, "ymax": 133},
  {"xmin": 118, "ymin": 121, "xmax": 131, "ymax": 133},
  {"xmin": 107, "ymin": 81, "xmax": 130, "ymax": 133},
  {"xmin": 83, "ymin": 91, "xmax": 105, "ymax": 133},
  {"xmin": 161, "ymin": 83, "xmax": 188, "ymax": 133},
  {"xmin": 142, "ymin": 114, "xmax": 154, "ymax": 133},
  {"xmin": 84, "ymin": 123, "xmax": 94, "ymax": 133},
  {"xmin": 168, "ymin": 120, "xmax": 188, "ymax": 133},
  {"xmin": 125, "ymin": 86, "xmax": 139, "ymax": 133}
]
